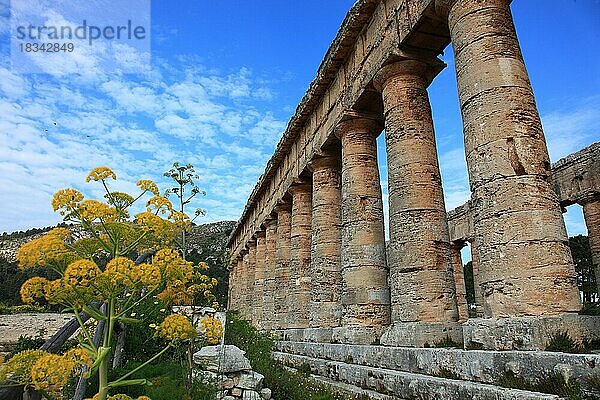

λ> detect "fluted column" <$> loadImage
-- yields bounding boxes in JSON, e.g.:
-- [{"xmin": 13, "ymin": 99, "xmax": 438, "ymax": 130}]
[
  {"xmin": 228, "ymin": 257, "xmax": 241, "ymax": 310},
  {"xmin": 288, "ymin": 181, "xmax": 313, "ymax": 329},
  {"xmin": 447, "ymin": 0, "xmax": 580, "ymax": 317},
  {"xmin": 375, "ymin": 58, "xmax": 458, "ymax": 325},
  {"xmin": 337, "ymin": 116, "xmax": 390, "ymax": 330},
  {"xmin": 309, "ymin": 154, "xmax": 342, "ymax": 328},
  {"xmin": 262, "ymin": 218, "xmax": 278, "ymax": 330},
  {"xmin": 246, "ymin": 240, "xmax": 257, "ymax": 323},
  {"xmin": 254, "ymin": 231, "xmax": 266, "ymax": 329},
  {"xmin": 240, "ymin": 250, "xmax": 250, "ymax": 319},
  {"xmin": 451, "ymin": 243, "xmax": 469, "ymax": 323},
  {"xmin": 274, "ymin": 202, "xmax": 292, "ymax": 330},
  {"xmin": 583, "ymin": 198, "xmax": 600, "ymax": 296}
]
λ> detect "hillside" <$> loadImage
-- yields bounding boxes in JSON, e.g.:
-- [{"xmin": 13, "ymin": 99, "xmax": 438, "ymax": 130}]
[{"xmin": 0, "ymin": 220, "xmax": 236, "ymax": 307}]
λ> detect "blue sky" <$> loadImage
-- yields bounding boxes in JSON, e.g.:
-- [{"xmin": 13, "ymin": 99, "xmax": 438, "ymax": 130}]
[{"xmin": 0, "ymin": 0, "xmax": 598, "ymax": 241}]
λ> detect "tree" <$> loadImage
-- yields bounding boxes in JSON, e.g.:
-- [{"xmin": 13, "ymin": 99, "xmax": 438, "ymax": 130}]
[
  {"xmin": 569, "ymin": 235, "xmax": 596, "ymax": 303},
  {"xmin": 0, "ymin": 167, "xmax": 218, "ymax": 400}
]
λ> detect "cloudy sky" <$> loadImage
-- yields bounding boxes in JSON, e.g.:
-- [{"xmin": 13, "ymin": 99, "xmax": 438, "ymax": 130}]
[{"xmin": 0, "ymin": 0, "xmax": 598, "ymax": 241}]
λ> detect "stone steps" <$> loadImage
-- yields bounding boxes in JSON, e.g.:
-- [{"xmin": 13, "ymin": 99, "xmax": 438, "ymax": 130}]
[
  {"xmin": 274, "ymin": 351, "xmax": 561, "ymax": 400},
  {"xmin": 275, "ymin": 341, "xmax": 600, "ymax": 396}
]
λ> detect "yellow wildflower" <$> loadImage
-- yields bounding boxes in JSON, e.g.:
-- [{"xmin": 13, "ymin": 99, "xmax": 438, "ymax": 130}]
[
  {"xmin": 64, "ymin": 260, "xmax": 101, "ymax": 287},
  {"xmin": 44, "ymin": 279, "xmax": 80, "ymax": 306},
  {"xmin": 20, "ymin": 277, "xmax": 49, "ymax": 304},
  {"xmin": 52, "ymin": 188, "xmax": 84, "ymax": 214},
  {"xmin": 86, "ymin": 167, "xmax": 117, "ymax": 182},
  {"xmin": 168, "ymin": 210, "xmax": 190, "ymax": 230},
  {"xmin": 77, "ymin": 200, "xmax": 117, "ymax": 223},
  {"xmin": 136, "ymin": 262, "xmax": 162, "ymax": 289},
  {"xmin": 0, "ymin": 350, "xmax": 46, "ymax": 386},
  {"xmin": 17, "ymin": 230, "xmax": 78, "ymax": 270},
  {"xmin": 199, "ymin": 316, "xmax": 223, "ymax": 345},
  {"xmin": 155, "ymin": 314, "xmax": 197, "ymax": 341},
  {"xmin": 136, "ymin": 179, "xmax": 160, "ymax": 196},
  {"xmin": 104, "ymin": 257, "xmax": 138, "ymax": 287},
  {"xmin": 146, "ymin": 196, "xmax": 173, "ymax": 215},
  {"xmin": 31, "ymin": 353, "xmax": 75, "ymax": 394},
  {"xmin": 64, "ymin": 348, "xmax": 93, "ymax": 371}
]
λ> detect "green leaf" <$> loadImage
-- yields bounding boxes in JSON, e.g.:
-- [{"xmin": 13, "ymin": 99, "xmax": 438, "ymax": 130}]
[
  {"xmin": 83, "ymin": 304, "xmax": 108, "ymax": 321},
  {"xmin": 107, "ymin": 378, "xmax": 148, "ymax": 389},
  {"xmin": 117, "ymin": 317, "xmax": 142, "ymax": 324}
]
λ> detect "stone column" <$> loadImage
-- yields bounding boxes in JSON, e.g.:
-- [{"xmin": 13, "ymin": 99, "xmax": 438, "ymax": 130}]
[
  {"xmin": 375, "ymin": 59, "xmax": 459, "ymax": 329},
  {"xmin": 288, "ymin": 181, "xmax": 313, "ymax": 329},
  {"xmin": 274, "ymin": 202, "xmax": 292, "ymax": 330},
  {"xmin": 583, "ymin": 198, "xmax": 600, "ymax": 296},
  {"xmin": 262, "ymin": 218, "xmax": 278, "ymax": 330},
  {"xmin": 246, "ymin": 240, "xmax": 257, "ymax": 324},
  {"xmin": 228, "ymin": 258, "xmax": 241, "ymax": 310},
  {"xmin": 447, "ymin": 0, "xmax": 580, "ymax": 317},
  {"xmin": 335, "ymin": 116, "xmax": 390, "ymax": 343},
  {"xmin": 254, "ymin": 231, "xmax": 266, "ymax": 329},
  {"xmin": 240, "ymin": 250, "xmax": 250, "ymax": 319},
  {"xmin": 451, "ymin": 243, "xmax": 469, "ymax": 323},
  {"xmin": 309, "ymin": 154, "xmax": 342, "ymax": 330}
]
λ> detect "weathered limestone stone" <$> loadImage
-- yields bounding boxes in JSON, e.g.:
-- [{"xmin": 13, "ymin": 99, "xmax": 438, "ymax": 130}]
[
  {"xmin": 583, "ymin": 199, "xmax": 600, "ymax": 295},
  {"xmin": 237, "ymin": 371, "xmax": 264, "ymax": 391},
  {"xmin": 374, "ymin": 58, "xmax": 459, "ymax": 330},
  {"xmin": 262, "ymin": 218, "xmax": 277, "ymax": 330},
  {"xmin": 308, "ymin": 154, "xmax": 342, "ymax": 329},
  {"xmin": 193, "ymin": 345, "xmax": 251, "ymax": 373},
  {"xmin": 274, "ymin": 202, "xmax": 292, "ymax": 330},
  {"xmin": 242, "ymin": 391, "xmax": 261, "ymax": 400},
  {"xmin": 462, "ymin": 314, "xmax": 600, "ymax": 351},
  {"xmin": 253, "ymin": 231, "xmax": 266, "ymax": 329},
  {"xmin": 448, "ymin": 0, "xmax": 581, "ymax": 317},
  {"xmin": 288, "ymin": 181, "xmax": 312, "ymax": 329},
  {"xmin": 451, "ymin": 243, "xmax": 469, "ymax": 323},
  {"xmin": 260, "ymin": 388, "xmax": 272, "ymax": 400},
  {"xmin": 246, "ymin": 240, "xmax": 257, "ymax": 324},
  {"xmin": 335, "ymin": 116, "xmax": 390, "ymax": 337}
]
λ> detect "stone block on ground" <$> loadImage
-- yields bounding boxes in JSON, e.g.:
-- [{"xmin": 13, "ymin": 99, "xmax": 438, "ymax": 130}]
[
  {"xmin": 242, "ymin": 390, "xmax": 262, "ymax": 400},
  {"xmin": 237, "ymin": 370, "xmax": 264, "ymax": 391},
  {"xmin": 193, "ymin": 345, "xmax": 251, "ymax": 373}
]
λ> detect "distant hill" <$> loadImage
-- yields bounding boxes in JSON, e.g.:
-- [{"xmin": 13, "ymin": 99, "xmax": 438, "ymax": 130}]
[{"xmin": 0, "ymin": 221, "xmax": 236, "ymax": 306}]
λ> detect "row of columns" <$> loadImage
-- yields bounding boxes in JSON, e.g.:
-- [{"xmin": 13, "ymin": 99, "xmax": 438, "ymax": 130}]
[{"xmin": 229, "ymin": 0, "xmax": 581, "ymax": 338}]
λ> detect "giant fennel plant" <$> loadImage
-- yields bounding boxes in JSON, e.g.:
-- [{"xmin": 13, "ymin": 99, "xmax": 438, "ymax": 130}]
[{"xmin": 0, "ymin": 167, "xmax": 219, "ymax": 400}]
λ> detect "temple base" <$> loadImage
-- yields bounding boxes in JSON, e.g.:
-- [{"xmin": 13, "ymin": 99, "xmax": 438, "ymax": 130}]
[
  {"xmin": 380, "ymin": 321, "xmax": 464, "ymax": 348},
  {"xmin": 462, "ymin": 314, "xmax": 600, "ymax": 351}
]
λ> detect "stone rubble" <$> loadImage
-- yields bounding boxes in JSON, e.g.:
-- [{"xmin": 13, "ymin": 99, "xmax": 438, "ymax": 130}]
[{"xmin": 194, "ymin": 345, "xmax": 274, "ymax": 400}]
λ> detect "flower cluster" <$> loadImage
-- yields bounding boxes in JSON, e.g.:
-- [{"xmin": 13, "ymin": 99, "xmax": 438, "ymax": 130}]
[
  {"xmin": 17, "ymin": 228, "xmax": 78, "ymax": 271},
  {"xmin": 199, "ymin": 316, "xmax": 224, "ymax": 345},
  {"xmin": 155, "ymin": 314, "xmax": 197, "ymax": 341},
  {"xmin": 64, "ymin": 259, "xmax": 101, "ymax": 287},
  {"xmin": 86, "ymin": 395, "xmax": 151, "ymax": 400},
  {"xmin": 136, "ymin": 179, "xmax": 160, "ymax": 196},
  {"xmin": 86, "ymin": 167, "xmax": 117, "ymax": 182},
  {"xmin": 78, "ymin": 200, "xmax": 118, "ymax": 223},
  {"xmin": 52, "ymin": 188, "xmax": 84, "ymax": 215},
  {"xmin": 0, "ymin": 348, "xmax": 92, "ymax": 398}
]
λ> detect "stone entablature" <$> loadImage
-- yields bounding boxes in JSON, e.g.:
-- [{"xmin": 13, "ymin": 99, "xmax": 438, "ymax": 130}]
[{"xmin": 226, "ymin": 0, "xmax": 594, "ymax": 354}]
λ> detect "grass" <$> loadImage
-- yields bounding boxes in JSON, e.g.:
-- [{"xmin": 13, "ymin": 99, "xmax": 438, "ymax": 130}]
[
  {"xmin": 224, "ymin": 311, "xmax": 370, "ymax": 400},
  {"xmin": 499, "ymin": 370, "xmax": 585, "ymax": 400}
]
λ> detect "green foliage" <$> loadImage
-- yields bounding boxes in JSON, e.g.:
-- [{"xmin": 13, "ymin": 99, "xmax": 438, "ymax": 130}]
[
  {"xmin": 463, "ymin": 261, "xmax": 475, "ymax": 306},
  {"xmin": 0, "ymin": 256, "xmax": 58, "ymax": 307},
  {"xmin": 297, "ymin": 362, "xmax": 312, "ymax": 377},
  {"xmin": 569, "ymin": 235, "xmax": 596, "ymax": 303},
  {"xmin": 580, "ymin": 303, "xmax": 600, "ymax": 316},
  {"xmin": 224, "ymin": 312, "xmax": 369, "ymax": 400},
  {"xmin": 433, "ymin": 335, "xmax": 462, "ymax": 349},
  {"xmin": 500, "ymin": 370, "xmax": 583, "ymax": 399},
  {"xmin": 0, "ymin": 303, "xmax": 46, "ymax": 314},
  {"xmin": 81, "ymin": 362, "xmax": 217, "ymax": 400},
  {"xmin": 545, "ymin": 331, "xmax": 584, "ymax": 354},
  {"xmin": 7, "ymin": 329, "xmax": 46, "ymax": 358}
]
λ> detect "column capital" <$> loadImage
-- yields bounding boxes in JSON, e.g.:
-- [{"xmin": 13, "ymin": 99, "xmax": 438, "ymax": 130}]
[
  {"xmin": 307, "ymin": 153, "xmax": 340, "ymax": 172},
  {"xmin": 288, "ymin": 178, "xmax": 312, "ymax": 195},
  {"xmin": 373, "ymin": 55, "xmax": 445, "ymax": 91},
  {"xmin": 262, "ymin": 216, "xmax": 278, "ymax": 229},
  {"xmin": 334, "ymin": 111, "xmax": 383, "ymax": 140},
  {"xmin": 255, "ymin": 229, "xmax": 266, "ymax": 239},
  {"xmin": 274, "ymin": 201, "xmax": 292, "ymax": 214},
  {"xmin": 434, "ymin": 0, "xmax": 511, "ymax": 20},
  {"xmin": 247, "ymin": 239, "xmax": 257, "ymax": 248},
  {"xmin": 578, "ymin": 193, "xmax": 600, "ymax": 206}
]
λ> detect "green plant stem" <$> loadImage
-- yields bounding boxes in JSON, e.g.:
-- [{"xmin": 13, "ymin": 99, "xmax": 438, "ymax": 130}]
[
  {"xmin": 111, "ymin": 342, "xmax": 174, "ymax": 385},
  {"xmin": 73, "ymin": 306, "xmax": 96, "ymax": 350}
]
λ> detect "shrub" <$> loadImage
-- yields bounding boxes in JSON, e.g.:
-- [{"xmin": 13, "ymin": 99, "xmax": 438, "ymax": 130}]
[{"xmin": 545, "ymin": 331, "xmax": 584, "ymax": 354}]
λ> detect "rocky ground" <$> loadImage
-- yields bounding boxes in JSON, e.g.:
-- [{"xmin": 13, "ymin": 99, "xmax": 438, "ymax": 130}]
[{"xmin": 0, "ymin": 313, "xmax": 74, "ymax": 356}]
